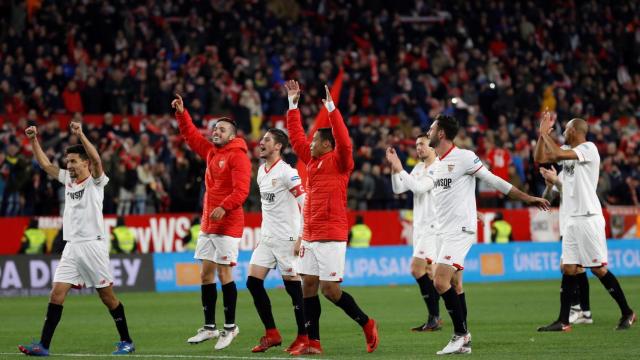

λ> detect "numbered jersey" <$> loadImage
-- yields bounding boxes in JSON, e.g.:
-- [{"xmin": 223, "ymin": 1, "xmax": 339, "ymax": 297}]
[
  {"xmin": 57, "ymin": 170, "xmax": 109, "ymax": 242},
  {"xmin": 257, "ymin": 159, "xmax": 304, "ymax": 240}
]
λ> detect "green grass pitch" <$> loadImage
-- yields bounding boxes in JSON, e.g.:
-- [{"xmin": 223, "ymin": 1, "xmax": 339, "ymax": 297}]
[{"xmin": 2, "ymin": 278, "xmax": 639, "ymax": 359}]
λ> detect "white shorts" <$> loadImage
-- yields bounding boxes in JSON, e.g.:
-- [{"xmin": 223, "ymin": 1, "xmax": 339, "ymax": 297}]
[
  {"xmin": 562, "ymin": 215, "xmax": 607, "ymax": 267},
  {"xmin": 53, "ymin": 240, "xmax": 113, "ymax": 289},
  {"xmin": 412, "ymin": 231, "xmax": 439, "ymax": 263},
  {"xmin": 250, "ymin": 236, "xmax": 297, "ymax": 276},
  {"xmin": 194, "ymin": 232, "xmax": 240, "ymax": 266},
  {"xmin": 297, "ymin": 240, "xmax": 346, "ymax": 282},
  {"xmin": 436, "ymin": 231, "xmax": 476, "ymax": 270}
]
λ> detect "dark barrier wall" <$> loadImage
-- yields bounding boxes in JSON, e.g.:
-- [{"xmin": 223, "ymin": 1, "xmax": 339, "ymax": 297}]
[{"xmin": 0, "ymin": 254, "xmax": 155, "ymax": 297}]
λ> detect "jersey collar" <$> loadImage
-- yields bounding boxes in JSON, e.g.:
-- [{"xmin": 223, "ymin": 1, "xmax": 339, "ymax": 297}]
[
  {"xmin": 439, "ymin": 145, "xmax": 456, "ymax": 160},
  {"xmin": 264, "ymin": 158, "xmax": 281, "ymax": 173}
]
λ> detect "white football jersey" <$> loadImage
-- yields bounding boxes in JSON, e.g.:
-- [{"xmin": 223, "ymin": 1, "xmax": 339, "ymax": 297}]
[
  {"xmin": 558, "ymin": 141, "xmax": 602, "ymax": 217},
  {"xmin": 552, "ymin": 170, "xmax": 567, "ymax": 236},
  {"xmin": 431, "ymin": 147, "xmax": 483, "ymax": 235},
  {"xmin": 57, "ymin": 170, "xmax": 109, "ymax": 242},
  {"xmin": 257, "ymin": 159, "xmax": 304, "ymax": 240},
  {"xmin": 391, "ymin": 160, "xmax": 438, "ymax": 240}
]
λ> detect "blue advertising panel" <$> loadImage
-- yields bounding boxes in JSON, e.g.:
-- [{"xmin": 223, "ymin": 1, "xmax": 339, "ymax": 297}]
[{"xmin": 153, "ymin": 240, "xmax": 640, "ymax": 292}]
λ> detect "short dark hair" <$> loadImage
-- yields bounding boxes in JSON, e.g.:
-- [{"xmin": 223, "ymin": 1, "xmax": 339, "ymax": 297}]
[
  {"xmin": 316, "ymin": 128, "xmax": 335, "ymax": 149},
  {"xmin": 416, "ymin": 132, "xmax": 430, "ymax": 141},
  {"xmin": 216, "ymin": 117, "xmax": 237, "ymax": 134},
  {"xmin": 267, "ymin": 128, "xmax": 289, "ymax": 152},
  {"xmin": 435, "ymin": 114, "xmax": 459, "ymax": 140},
  {"xmin": 65, "ymin": 144, "xmax": 89, "ymax": 160}
]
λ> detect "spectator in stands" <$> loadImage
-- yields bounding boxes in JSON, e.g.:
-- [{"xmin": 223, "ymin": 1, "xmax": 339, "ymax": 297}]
[{"xmin": 0, "ymin": 0, "xmax": 638, "ymax": 215}]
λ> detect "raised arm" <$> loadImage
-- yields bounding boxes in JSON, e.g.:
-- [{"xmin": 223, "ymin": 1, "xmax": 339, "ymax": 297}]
[
  {"xmin": 534, "ymin": 110, "xmax": 555, "ymax": 164},
  {"xmin": 284, "ymin": 80, "xmax": 311, "ymax": 164},
  {"xmin": 323, "ymin": 85, "xmax": 354, "ymax": 172},
  {"xmin": 540, "ymin": 134, "xmax": 579, "ymax": 162},
  {"xmin": 70, "ymin": 122, "xmax": 103, "ymax": 178},
  {"xmin": 172, "ymin": 93, "xmax": 214, "ymax": 160},
  {"xmin": 386, "ymin": 147, "xmax": 432, "ymax": 194},
  {"xmin": 25, "ymin": 126, "xmax": 60, "ymax": 179}
]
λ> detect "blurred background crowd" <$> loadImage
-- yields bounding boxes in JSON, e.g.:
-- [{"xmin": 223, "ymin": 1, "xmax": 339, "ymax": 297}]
[{"xmin": 1, "ymin": 0, "xmax": 639, "ymax": 216}]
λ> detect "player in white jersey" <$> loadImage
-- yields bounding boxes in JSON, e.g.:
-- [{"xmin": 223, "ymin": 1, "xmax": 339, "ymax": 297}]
[
  {"xmin": 541, "ymin": 166, "xmax": 593, "ymax": 325},
  {"xmin": 19, "ymin": 122, "xmax": 134, "ymax": 356},
  {"xmin": 535, "ymin": 114, "xmax": 636, "ymax": 331},
  {"xmin": 424, "ymin": 114, "xmax": 550, "ymax": 355},
  {"xmin": 386, "ymin": 133, "xmax": 442, "ymax": 332},
  {"xmin": 247, "ymin": 128, "xmax": 308, "ymax": 354}
]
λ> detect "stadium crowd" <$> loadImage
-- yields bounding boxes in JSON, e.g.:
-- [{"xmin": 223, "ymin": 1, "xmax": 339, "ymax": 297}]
[{"xmin": 1, "ymin": 0, "xmax": 639, "ymax": 216}]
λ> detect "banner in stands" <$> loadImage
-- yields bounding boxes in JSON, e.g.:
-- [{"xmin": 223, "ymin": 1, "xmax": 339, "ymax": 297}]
[
  {"xmin": 153, "ymin": 240, "xmax": 640, "ymax": 292},
  {"xmin": 0, "ymin": 254, "xmax": 155, "ymax": 297},
  {"xmin": 0, "ymin": 209, "xmax": 633, "ymax": 254}
]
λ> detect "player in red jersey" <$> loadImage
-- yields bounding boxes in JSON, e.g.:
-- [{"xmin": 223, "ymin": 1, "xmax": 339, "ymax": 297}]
[
  {"xmin": 173, "ymin": 94, "xmax": 251, "ymax": 350},
  {"xmin": 284, "ymin": 81, "xmax": 379, "ymax": 355}
]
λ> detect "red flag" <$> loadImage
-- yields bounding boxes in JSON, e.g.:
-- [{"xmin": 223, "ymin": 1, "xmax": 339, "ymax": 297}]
[{"xmin": 296, "ymin": 69, "xmax": 345, "ymax": 184}]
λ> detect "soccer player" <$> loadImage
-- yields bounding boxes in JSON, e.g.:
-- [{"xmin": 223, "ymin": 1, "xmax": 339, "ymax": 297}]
[
  {"xmin": 284, "ymin": 80, "xmax": 379, "ymax": 355},
  {"xmin": 535, "ymin": 114, "xmax": 636, "ymax": 331},
  {"xmin": 426, "ymin": 114, "xmax": 549, "ymax": 355},
  {"xmin": 386, "ymin": 137, "xmax": 442, "ymax": 331},
  {"xmin": 18, "ymin": 122, "xmax": 135, "ymax": 356},
  {"xmin": 173, "ymin": 94, "xmax": 251, "ymax": 349},
  {"xmin": 541, "ymin": 165, "xmax": 593, "ymax": 325},
  {"xmin": 247, "ymin": 128, "xmax": 308, "ymax": 353}
]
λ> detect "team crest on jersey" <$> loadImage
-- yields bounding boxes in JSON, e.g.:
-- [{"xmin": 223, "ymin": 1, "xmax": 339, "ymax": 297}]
[
  {"xmin": 219, "ymin": 160, "xmax": 225, "ymax": 168},
  {"xmin": 272, "ymin": 178, "xmax": 278, "ymax": 186},
  {"xmin": 448, "ymin": 164, "xmax": 455, "ymax": 172}
]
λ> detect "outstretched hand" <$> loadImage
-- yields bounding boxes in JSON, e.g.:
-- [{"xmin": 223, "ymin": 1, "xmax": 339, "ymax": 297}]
[
  {"xmin": 539, "ymin": 166, "xmax": 558, "ymax": 186},
  {"xmin": 385, "ymin": 147, "xmax": 403, "ymax": 173},
  {"xmin": 70, "ymin": 122, "xmax": 83, "ymax": 136},
  {"xmin": 284, "ymin": 80, "xmax": 300, "ymax": 105},
  {"xmin": 528, "ymin": 196, "xmax": 551, "ymax": 211},
  {"xmin": 25, "ymin": 126, "xmax": 38, "ymax": 139},
  {"xmin": 322, "ymin": 84, "xmax": 333, "ymax": 105},
  {"xmin": 171, "ymin": 93, "xmax": 184, "ymax": 114},
  {"xmin": 539, "ymin": 108, "xmax": 556, "ymax": 136}
]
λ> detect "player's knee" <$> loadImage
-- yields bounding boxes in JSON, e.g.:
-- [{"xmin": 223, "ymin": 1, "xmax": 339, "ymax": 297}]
[
  {"xmin": 562, "ymin": 264, "xmax": 577, "ymax": 275},
  {"xmin": 590, "ymin": 266, "xmax": 607, "ymax": 278},
  {"xmin": 246, "ymin": 276, "xmax": 262, "ymax": 293},
  {"xmin": 320, "ymin": 284, "xmax": 341, "ymax": 302},
  {"xmin": 217, "ymin": 266, "xmax": 233, "ymax": 284},
  {"xmin": 433, "ymin": 276, "xmax": 450, "ymax": 294},
  {"xmin": 200, "ymin": 270, "xmax": 215, "ymax": 284},
  {"xmin": 410, "ymin": 264, "xmax": 425, "ymax": 279},
  {"xmin": 49, "ymin": 289, "xmax": 66, "ymax": 305}
]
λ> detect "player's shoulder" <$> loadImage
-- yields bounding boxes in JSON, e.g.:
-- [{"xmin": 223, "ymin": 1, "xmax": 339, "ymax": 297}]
[
  {"xmin": 576, "ymin": 141, "xmax": 597, "ymax": 152},
  {"xmin": 455, "ymin": 148, "xmax": 481, "ymax": 162}
]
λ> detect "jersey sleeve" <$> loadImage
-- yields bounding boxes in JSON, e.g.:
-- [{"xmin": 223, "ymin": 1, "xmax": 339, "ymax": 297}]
[
  {"xmin": 57, "ymin": 169, "xmax": 68, "ymax": 185},
  {"xmin": 284, "ymin": 166, "xmax": 305, "ymax": 197},
  {"xmin": 473, "ymin": 166, "xmax": 513, "ymax": 194},
  {"xmin": 572, "ymin": 142, "xmax": 596, "ymax": 163},
  {"xmin": 557, "ymin": 145, "xmax": 571, "ymax": 166},
  {"xmin": 464, "ymin": 151, "xmax": 484, "ymax": 175},
  {"xmin": 92, "ymin": 172, "xmax": 110, "ymax": 188}
]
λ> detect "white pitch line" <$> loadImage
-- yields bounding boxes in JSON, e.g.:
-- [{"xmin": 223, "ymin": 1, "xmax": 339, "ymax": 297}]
[{"xmin": 0, "ymin": 352, "xmax": 330, "ymax": 360}]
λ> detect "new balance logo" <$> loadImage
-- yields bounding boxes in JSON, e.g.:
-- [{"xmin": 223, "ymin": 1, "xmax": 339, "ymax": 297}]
[{"xmin": 329, "ymin": 272, "xmax": 337, "ymax": 277}]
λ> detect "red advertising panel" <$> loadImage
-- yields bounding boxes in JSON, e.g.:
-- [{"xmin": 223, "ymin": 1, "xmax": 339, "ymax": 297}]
[{"xmin": 0, "ymin": 208, "xmax": 632, "ymax": 254}]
